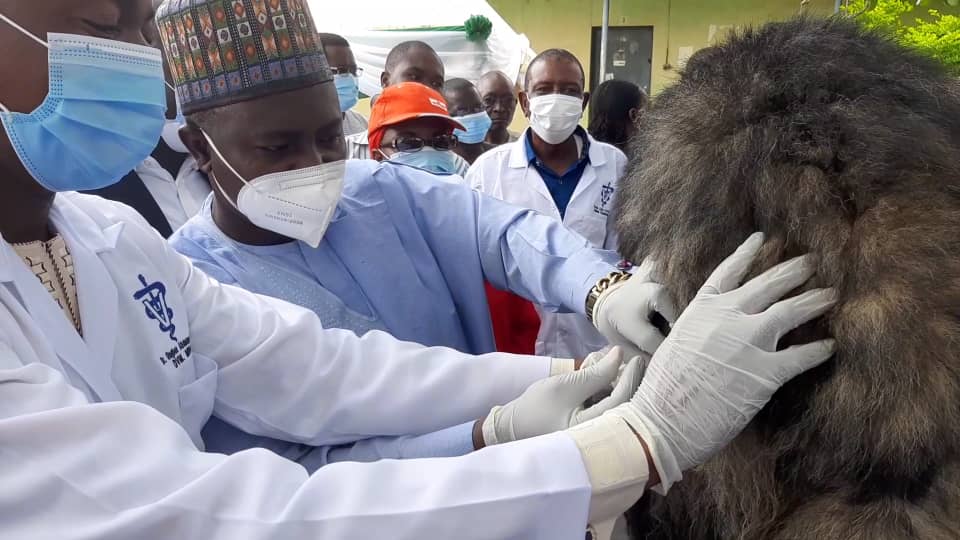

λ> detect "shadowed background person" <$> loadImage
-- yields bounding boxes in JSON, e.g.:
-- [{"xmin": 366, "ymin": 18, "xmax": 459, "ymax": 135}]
[
  {"xmin": 443, "ymin": 78, "xmax": 495, "ymax": 165},
  {"xmin": 588, "ymin": 80, "xmax": 646, "ymax": 155},
  {"xmin": 478, "ymin": 70, "xmax": 520, "ymax": 145},
  {"xmin": 346, "ymin": 40, "xmax": 446, "ymax": 159},
  {"xmin": 318, "ymin": 32, "xmax": 367, "ymax": 137}
]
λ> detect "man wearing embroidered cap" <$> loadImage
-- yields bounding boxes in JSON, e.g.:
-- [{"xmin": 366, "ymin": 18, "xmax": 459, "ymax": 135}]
[
  {"xmin": 0, "ymin": 0, "xmax": 840, "ymax": 538},
  {"xmin": 367, "ymin": 81, "xmax": 471, "ymax": 177},
  {"xmin": 163, "ymin": 0, "xmax": 651, "ymax": 468}
]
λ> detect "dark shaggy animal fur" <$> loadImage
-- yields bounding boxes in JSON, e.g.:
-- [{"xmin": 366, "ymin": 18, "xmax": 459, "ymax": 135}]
[{"xmin": 616, "ymin": 17, "xmax": 960, "ymax": 540}]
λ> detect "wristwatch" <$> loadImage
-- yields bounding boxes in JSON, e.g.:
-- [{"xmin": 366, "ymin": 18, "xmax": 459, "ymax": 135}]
[{"xmin": 585, "ymin": 270, "xmax": 632, "ymax": 325}]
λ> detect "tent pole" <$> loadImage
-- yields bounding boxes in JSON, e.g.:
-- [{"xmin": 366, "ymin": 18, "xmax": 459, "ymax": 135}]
[{"xmin": 599, "ymin": 0, "xmax": 610, "ymax": 85}]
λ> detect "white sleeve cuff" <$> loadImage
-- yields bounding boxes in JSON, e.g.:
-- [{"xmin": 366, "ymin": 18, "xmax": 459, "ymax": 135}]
[
  {"xmin": 565, "ymin": 414, "xmax": 649, "ymax": 524},
  {"xmin": 549, "ymin": 357, "xmax": 576, "ymax": 377}
]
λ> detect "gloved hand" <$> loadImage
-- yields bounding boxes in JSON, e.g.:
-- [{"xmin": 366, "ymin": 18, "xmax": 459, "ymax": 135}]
[
  {"xmin": 592, "ymin": 259, "xmax": 678, "ymax": 359},
  {"xmin": 481, "ymin": 347, "xmax": 644, "ymax": 446},
  {"xmin": 566, "ymin": 233, "xmax": 837, "ymax": 525},
  {"xmin": 581, "ymin": 345, "xmax": 650, "ymax": 394}
]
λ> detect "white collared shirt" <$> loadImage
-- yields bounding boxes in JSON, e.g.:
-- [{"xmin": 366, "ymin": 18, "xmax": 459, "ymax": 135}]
[
  {"xmin": 135, "ymin": 156, "xmax": 211, "ymax": 232},
  {"xmin": 135, "ymin": 122, "xmax": 211, "ymax": 232},
  {"xmin": 346, "ymin": 131, "xmax": 371, "ymax": 160}
]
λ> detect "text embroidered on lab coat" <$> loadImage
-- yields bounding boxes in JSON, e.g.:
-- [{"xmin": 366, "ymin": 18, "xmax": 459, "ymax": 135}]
[{"xmin": 594, "ymin": 183, "xmax": 615, "ymax": 217}]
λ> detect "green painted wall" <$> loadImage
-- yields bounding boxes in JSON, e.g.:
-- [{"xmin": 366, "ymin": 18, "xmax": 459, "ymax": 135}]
[
  {"xmin": 490, "ymin": 0, "xmax": 838, "ymax": 95},
  {"xmin": 488, "ymin": 0, "xmax": 838, "ymax": 131}
]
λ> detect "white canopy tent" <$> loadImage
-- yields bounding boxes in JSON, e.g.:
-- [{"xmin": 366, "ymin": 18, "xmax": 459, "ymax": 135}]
[{"xmin": 307, "ymin": 0, "xmax": 535, "ymax": 97}]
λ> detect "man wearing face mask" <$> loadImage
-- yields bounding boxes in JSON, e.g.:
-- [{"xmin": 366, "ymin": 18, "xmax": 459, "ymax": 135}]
[
  {"xmin": 443, "ymin": 78, "xmax": 495, "ymax": 165},
  {"xmin": 81, "ymin": 4, "xmax": 210, "ymax": 237},
  {"xmin": 467, "ymin": 49, "xmax": 628, "ymax": 360},
  {"xmin": 318, "ymin": 32, "xmax": 367, "ymax": 137},
  {"xmin": 367, "ymin": 82, "xmax": 471, "ymax": 177}
]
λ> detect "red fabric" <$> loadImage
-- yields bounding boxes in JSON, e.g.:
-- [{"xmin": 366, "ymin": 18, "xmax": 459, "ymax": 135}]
[{"xmin": 484, "ymin": 282, "xmax": 541, "ymax": 355}]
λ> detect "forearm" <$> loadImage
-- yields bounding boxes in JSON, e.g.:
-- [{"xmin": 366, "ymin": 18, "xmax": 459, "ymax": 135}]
[
  {"xmin": 323, "ymin": 422, "xmax": 477, "ymax": 466},
  {"xmin": 3, "ymin": 397, "xmax": 595, "ymax": 538},
  {"xmin": 474, "ymin": 194, "xmax": 620, "ymax": 314},
  {"xmin": 176, "ymin": 250, "xmax": 552, "ymax": 446}
]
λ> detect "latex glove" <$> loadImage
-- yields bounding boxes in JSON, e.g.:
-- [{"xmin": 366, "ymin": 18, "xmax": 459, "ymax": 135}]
[
  {"xmin": 482, "ymin": 347, "xmax": 644, "ymax": 446},
  {"xmin": 566, "ymin": 233, "xmax": 837, "ymax": 525},
  {"xmin": 581, "ymin": 346, "xmax": 649, "ymax": 394},
  {"xmin": 592, "ymin": 259, "xmax": 679, "ymax": 359}
]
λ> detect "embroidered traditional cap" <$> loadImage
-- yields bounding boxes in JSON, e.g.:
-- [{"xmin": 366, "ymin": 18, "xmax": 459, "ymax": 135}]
[{"xmin": 156, "ymin": 0, "xmax": 332, "ymax": 115}]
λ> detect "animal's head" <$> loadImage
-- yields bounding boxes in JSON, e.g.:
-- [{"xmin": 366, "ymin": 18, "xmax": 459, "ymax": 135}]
[{"xmin": 617, "ymin": 16, "xmax": 960, "ymax": 312}]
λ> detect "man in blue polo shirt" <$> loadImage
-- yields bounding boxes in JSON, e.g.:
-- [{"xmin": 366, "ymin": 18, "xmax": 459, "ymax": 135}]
[{"xmin": 467, "ymin": 49, "xmax": 628, "ymax": 360}]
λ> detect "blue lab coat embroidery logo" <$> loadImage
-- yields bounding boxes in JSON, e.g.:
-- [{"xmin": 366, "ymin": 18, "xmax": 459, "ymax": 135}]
[
  {"xmin": 133, "ymin": 275, "xmax": 177, "ymax": 342},
  {"xmin": 595, "ymin": 183, "xmax": 615, "ymax": 216}
]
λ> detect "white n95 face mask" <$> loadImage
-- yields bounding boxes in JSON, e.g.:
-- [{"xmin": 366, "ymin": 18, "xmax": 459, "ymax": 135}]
[
  {"xmin": 528, "ymin": 94, "xmax": 585, "ymax": 145},
  {"xmin": 202, "ymin": 131, "xmax": 345, "ymax": 248}
]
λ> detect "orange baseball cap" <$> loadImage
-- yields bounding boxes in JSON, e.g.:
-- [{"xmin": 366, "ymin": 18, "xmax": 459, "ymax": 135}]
[{"xmin": 368, "ymin": 82, "xmax": 466, "ymax": 154}]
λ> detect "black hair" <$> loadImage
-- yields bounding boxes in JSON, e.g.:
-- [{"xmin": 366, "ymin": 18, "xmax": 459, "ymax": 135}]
[
  {"xmin": 385, "ymin": 41, "xmax": 439, "ymax": 73},
  {"xmin": 524, "ymin": 48, "xmax": 585, "ymax": 90},
  {"xmin": 588, "ymin": 79, "xmax": 647, "ymax": 149},
  {"xmin": 317, "ymin": 32, "xmax": 350, "ymax": 49},
  {"xmin": 443, "ymin": 78, "xmax": 475, "ymax": 93}
]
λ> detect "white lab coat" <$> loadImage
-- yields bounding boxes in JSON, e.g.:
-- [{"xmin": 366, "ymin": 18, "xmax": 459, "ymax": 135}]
[
  {"xmin": 466, "ymin": 129, "xmax": 628, "ymax": 359},
  {"xmin": 0, "ymin": 193, "xmax": 595, "ymax": 539}
]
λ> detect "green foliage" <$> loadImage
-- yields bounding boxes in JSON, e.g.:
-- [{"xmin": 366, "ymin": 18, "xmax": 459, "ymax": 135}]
[
  {"xmin": 464, "ymin": 15, "xmax": 494, "ymax": 42},
  {"xmin": 842, "ymin": 0, "xmax": 960, "ymax": 73}
]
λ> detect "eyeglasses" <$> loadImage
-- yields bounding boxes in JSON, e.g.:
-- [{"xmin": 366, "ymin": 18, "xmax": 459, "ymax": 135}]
[
  {"xmin": 387, "ymin": 134, "xmax": 459, "ymax": 152},
  {"xmin": 331, "ymin": 66, "xmax": 364, "ymax": 77}
]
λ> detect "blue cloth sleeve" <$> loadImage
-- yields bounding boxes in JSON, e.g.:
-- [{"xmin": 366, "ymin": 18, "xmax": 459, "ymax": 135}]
[
  {"xmin": 297, "ymin": 422, "xmax": 477, "ymax": 473},
  {"xmin": 391, "ymin": 165, "xmax": 620, "ymax": 315}
]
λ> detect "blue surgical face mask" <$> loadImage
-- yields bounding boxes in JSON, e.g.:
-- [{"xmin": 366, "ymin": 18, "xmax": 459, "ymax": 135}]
[
  {"xmin": 334, "ymin": 74, "xmax": 359, "ymax": 113},
  {"xmin": 453, "ymin": 111, "xmax": 493, "ymax": 145},
  {"xmin": 388, "ymin": 147, "xmax": 460, "ymax": 175},
  {"xmin": 0, "ymin": 13, "xmax": 167, "ymax": 192}
]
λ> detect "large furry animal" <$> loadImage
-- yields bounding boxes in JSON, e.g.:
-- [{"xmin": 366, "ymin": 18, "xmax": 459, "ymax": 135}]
[{"xmin": 616, "ymin": 17, "xmax": 960, "ymax": 540}]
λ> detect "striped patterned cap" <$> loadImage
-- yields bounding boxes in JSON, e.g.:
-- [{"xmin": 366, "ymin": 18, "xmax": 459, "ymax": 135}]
[{"xmin": 156, "ymin": 0, "xmax": 332, "ymax": 115}]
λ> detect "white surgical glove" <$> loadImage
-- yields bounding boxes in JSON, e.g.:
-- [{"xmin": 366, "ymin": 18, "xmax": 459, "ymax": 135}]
[
  {"xmin": 592, "ymin": 259, "xmax": 678, "ymax": 358},
  {"xmin": 581, "ymin": 345, "xmax": 649, "ymax": 394},
  {"xmin": 482, "ymin": 348, "xmax": 644, "ymax": 446},
  {"xmin": 566, "ymin": 232, "xmax": 838, "ymax": 526}
]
